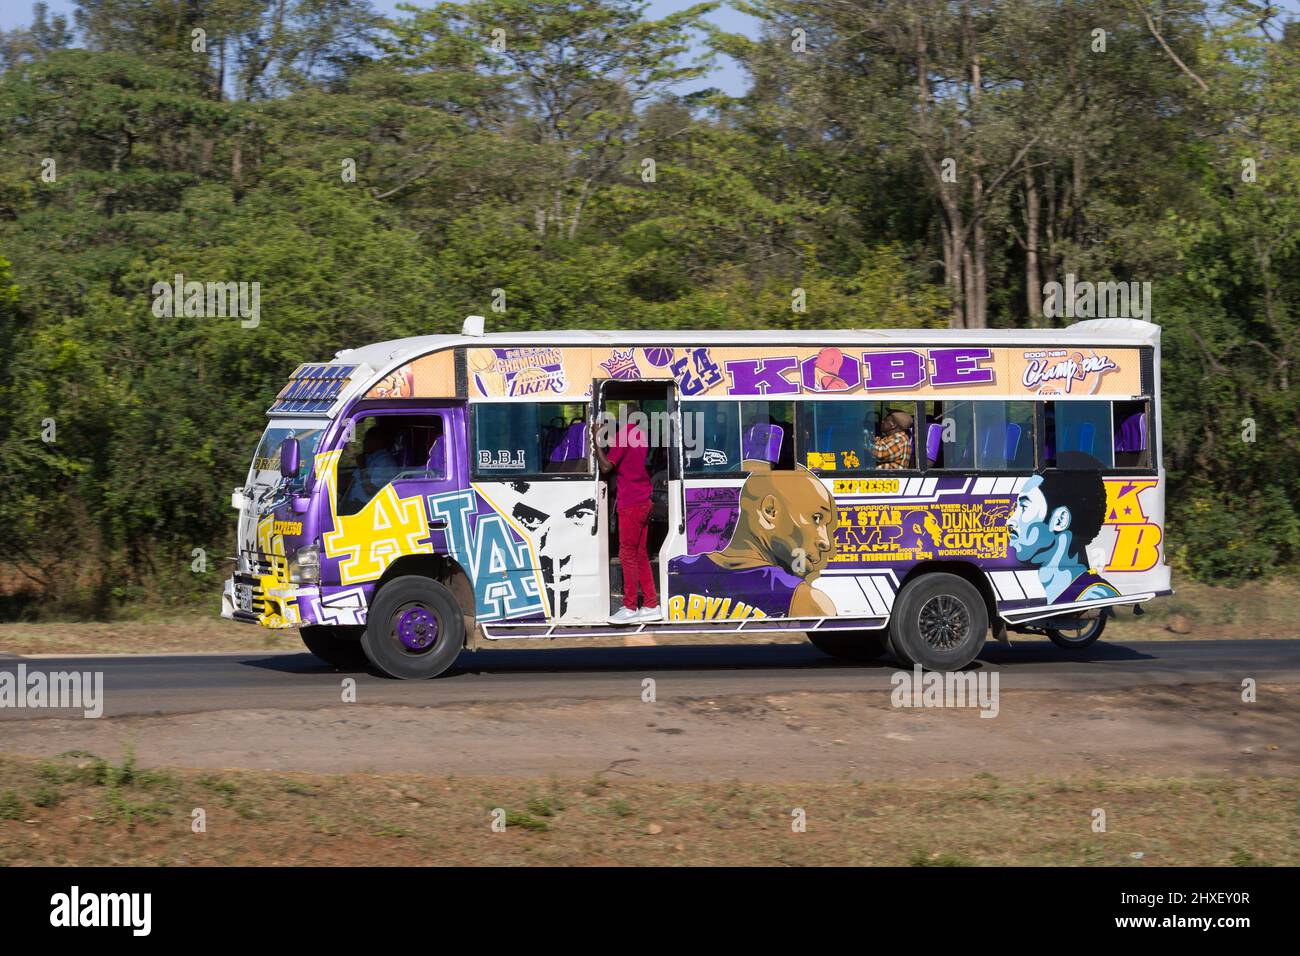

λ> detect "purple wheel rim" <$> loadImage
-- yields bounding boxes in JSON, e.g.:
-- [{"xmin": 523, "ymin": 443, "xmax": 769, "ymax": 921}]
[{"xmin": 394, "ymin": 604, "xmax": 439, "ymax": 652}]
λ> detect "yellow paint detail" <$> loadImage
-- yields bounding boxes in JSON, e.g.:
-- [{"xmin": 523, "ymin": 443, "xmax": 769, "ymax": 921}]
[
  {"xmin": 833, "ymin": 478, "xmax": 900, "ymax": 495},
  {"xmin": 254, "ymin": 512, "xmax": 299, "ymax": 628},
  {"xmin": 1103, "ymin": 478, "xmax": 1160, "ymax": 525},
  {"xmin": 668, "ymin": 593, "xmax": 766, "ymax": 621},
  {"xmin": 318, "ymin": 447, "xmax": 433, "ymax": 586}
]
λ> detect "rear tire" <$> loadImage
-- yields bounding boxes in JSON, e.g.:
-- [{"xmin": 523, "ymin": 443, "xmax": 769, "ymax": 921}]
[
  {"xmin": 300, "ymin": 625, "xmax": 368, "ymax": 670},
  {"xmin": 888, "ymin": 573, "xmax": 988, "ymax": 671},
  {"xmin": 808, "ymin": 629, "xmax": 889, "ymax": 661},
  {"xmin": 362, "ymin": 575, "xmax": 466, "ymax": 679},
  {"xmin": 1046, "ymin": 607, "xmax": 1108, "ymax": 649}
]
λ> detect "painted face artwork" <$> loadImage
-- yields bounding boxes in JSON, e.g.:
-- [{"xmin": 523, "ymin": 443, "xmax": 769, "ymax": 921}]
[
  {"xmin": 1008, "ymin": 475, "xmax": 1058, "ymax": 564},
  {"xmin": 669, "ymin": 465, "xmax": 840, "ymax": 621},
  {"xmin": 1006, "ymin": 468, "xmax": 1119, "ymax": 604},
  {"xmin": 754, "ymin": 468, "xmax": 839, "ymax": 577},
  {"xmin": 535, "ymin": 496, "xmax": 598, "ymax": 618},
  {"xmin": 902, "ymin": 509, "xmax": 943, "ymax": 551}
]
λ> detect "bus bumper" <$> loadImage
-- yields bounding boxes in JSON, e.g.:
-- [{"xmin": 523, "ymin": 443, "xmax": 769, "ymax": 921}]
[
  {"xmin": 222, "ymin": 573, "xmax": 313, "ymax": 628},
  {"xmin": 222, "ymin": 574, "xmax": 262, "ymax": 625}
]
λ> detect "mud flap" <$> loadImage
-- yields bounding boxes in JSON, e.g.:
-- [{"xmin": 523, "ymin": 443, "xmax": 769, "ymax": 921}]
[{"xmin": 992, "ymin": 620, "xmax": 1011, "ymax": 645}]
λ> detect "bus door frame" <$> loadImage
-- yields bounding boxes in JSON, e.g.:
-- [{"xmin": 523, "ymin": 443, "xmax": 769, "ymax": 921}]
[{"xmin": 593, "ymin": 377, "xmax": 686, "ymax": 614}]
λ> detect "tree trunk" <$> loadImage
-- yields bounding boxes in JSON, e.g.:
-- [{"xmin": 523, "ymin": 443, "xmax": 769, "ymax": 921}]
[
  {"xmin": 964, "ymin": 1, "xmax": 986, "ymax": 328},
  {"xmin": 1024, "ymin": 166, "xmax": 1041, "ymax": 324},
  {"xmin": 1071, "ymin": 147, "xmax": 1085, "ymax": 242},
  {"xmin": 941, "ymin": 223, "xmax": 960, "ymax": 326},
  {"xmin": 947, "ymin": 212, "xmax": 967, "ymax": 328},
  {"xmin": 568, "ymin": 179, "xmax": 592, "ymax": 241},
  {"xmin": 232, "ymin": 141, "xmax": 243, "ymax": 201},
  {"xmin": 1044, "ymin": 169, "xmax": 1059, "ymax": 300},
  {"xmin": 213, "ymin": 37, "xmax": 225, "ymax": 101},
  {"xmin": 961, "ymin": 245, "xmax": 977, "ymax": 330}
]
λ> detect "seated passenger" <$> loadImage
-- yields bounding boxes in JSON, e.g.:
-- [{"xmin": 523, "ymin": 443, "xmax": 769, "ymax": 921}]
[{"xmin": 872, "ymin": 409, "xmax": 913, "ymax": 470}]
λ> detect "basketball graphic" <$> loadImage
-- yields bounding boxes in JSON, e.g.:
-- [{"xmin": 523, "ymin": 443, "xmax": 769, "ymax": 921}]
[
  {"xmin": 468, "ymin": 348, "xmax": 497, "ymax": 375},
  {"xmin": 468, "ymin": 348, "xmax": 505, "ymax": 396},
  {"xmin": 642, "ymin": 347, "xmax": 675, "ymax": 368},
  {"xmin": 815, "ymin": 346, "xmax": 849, "ymax": 390}
]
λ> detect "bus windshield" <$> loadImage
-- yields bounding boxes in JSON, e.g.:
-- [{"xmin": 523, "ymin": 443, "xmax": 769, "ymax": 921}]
[{"xmin": 247, "ymin": 419, "xmax": 324, "ymax": 490}]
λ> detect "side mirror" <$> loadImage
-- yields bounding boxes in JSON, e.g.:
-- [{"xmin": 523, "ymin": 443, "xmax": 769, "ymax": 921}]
[{"xmin": 279, "ymin": 438, "xmax": 300, "ymax": 479}]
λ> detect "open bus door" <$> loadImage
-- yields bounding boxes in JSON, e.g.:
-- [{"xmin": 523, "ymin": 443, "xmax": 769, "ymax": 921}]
[{"xmin": 595, "ymin": 377, "xmax": 685, "ymax": 618}]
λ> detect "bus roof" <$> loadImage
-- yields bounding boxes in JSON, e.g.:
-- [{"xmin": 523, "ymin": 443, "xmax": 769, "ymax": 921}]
[
  {"xmin": 272, "ymin": 318, "xmax": 1160, "ymax": 417},
  {"xmin": 331, "ymin": 317, "xmax": 1160, "ymax": 370}
]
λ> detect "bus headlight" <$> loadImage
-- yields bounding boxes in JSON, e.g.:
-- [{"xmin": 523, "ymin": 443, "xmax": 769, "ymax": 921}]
[{"xmin": 288, "ymin": 545, "xmax": 320, "ymax": 585}]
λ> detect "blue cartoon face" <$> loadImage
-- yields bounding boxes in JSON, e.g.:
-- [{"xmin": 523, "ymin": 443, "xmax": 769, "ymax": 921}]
[{"xmin": 1007, "ymin": 475, "xmax": 1062, "ymax": 563}]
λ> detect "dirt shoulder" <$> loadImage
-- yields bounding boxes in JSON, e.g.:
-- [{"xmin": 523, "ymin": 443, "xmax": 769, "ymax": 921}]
[
  {"xmin": 1, "ymin": 754, "xmax": 1293, "ymax": 866},
  {"xmin": 2, "ymin": 677, "xmax": 1295, "ymax": 865},
  {"xmin": 1, "ymin": 683, "xmax": 1294, "ymax": 781}
]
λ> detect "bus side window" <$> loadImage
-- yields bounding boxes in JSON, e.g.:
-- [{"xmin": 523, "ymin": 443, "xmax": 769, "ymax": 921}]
[
  {"xmin": 336, "ymin": 415, "xmax": 451, "ymax": 516},
  {"xmin": 1044, "ymin": 400, "xmax": 1114, "ymax": 469},
  {"xmin": 1112, "ymin": 400, "xmax": 1151, "ymax": 469},
  {"xmin": 337, "ymin": 416, "xmax": 402, "ymax": 516},
  {"xmin": 473, "ymin": 402, "xmax": 591, "ymax": 477},
  {"xmin": 740, "ymin": 401, "xmax": 795, "ymax": 470},
  {"xmin": 973, "ymin": 401, "xmax": 1035, "ymax": 470},
  {"xmin": 685, "ymin": 401, "xmax": 740, "ymax": 474},
  {"xmin": 926, "ymin": 401, "xmax": 976, "ymax": 469},
  {"xmin": 799, "ymin": 400, "xmax": 874, "ymax": 474}
]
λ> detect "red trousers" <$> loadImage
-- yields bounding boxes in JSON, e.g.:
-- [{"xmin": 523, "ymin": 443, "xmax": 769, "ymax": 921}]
[{"xmin": 618, "ymin": 500, "xmax": 658, "ymax": 610}]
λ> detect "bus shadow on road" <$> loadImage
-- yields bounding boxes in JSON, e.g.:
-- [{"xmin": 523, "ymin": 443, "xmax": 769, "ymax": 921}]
[
  {"xmin": 978, "ymin": 641, "xmax": 1158, "ymax": 665},
  {"xmin": 238, "ymin": 642, "xmax": 899, "ymax": 678},
  {"xmin": 237, "ymin": 638, "xmax": 1163, "ymax": 678},
  {"xmin": 449, "ymin": 643, "xmax": 902, "ymax": 676}
]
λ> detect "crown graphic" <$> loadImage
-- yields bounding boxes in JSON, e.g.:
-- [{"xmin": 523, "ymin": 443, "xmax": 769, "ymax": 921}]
[{"xmin": 600, "ymin": 348, "xmax": 639, "ymax": 380}]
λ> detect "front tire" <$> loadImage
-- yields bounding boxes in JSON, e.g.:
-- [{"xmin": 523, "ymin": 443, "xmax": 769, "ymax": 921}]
[
  {"xmin": 362, "ymin": 576, "xmax": 466, "ymax": 679},
  {"xmin": 808, "ymin": 629, "xmax": 889, "ymax": 661},
  {"xmin": 301, "ymin": 625, "xmax": 368, "ymax": 669},
  {"xmin": 888, "ymin": 573, "xmax": 988, "ymax": 671}
]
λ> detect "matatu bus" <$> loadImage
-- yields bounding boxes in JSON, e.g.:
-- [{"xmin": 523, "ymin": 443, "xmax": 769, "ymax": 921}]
[{"xmin": 222, "ymin": 317, "xmax": 1170, "ymax": 678}]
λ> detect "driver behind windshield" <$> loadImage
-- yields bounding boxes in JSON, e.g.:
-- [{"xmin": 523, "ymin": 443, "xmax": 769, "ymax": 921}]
[{"xmin": 344, "ymin": 423, "xmax": 399, "ymax": 508}]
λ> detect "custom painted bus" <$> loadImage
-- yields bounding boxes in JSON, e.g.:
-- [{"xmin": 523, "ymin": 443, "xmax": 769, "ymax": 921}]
[{"xmin": 222, "ymin": 317, "xmax": 1171, "ymax": 678}]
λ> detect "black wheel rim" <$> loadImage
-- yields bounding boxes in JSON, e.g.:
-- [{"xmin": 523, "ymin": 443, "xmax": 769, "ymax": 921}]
[
  {"xmin": 918, "ymin": 594, "xmax": 971, "ymax": 650},
  {"xmin": 1054, "ymin": 609, "xmax": 1103, "ymax": 644}
]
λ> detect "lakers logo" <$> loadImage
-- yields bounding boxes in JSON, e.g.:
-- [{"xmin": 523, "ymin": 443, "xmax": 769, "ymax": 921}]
[{"xmin": 509, "ymin": 366, "xmax": 566, "ymax": 396}]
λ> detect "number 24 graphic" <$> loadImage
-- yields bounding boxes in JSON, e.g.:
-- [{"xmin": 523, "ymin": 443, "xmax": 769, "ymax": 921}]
[{"xmin": 671, "ymin": 348, "xmax": 723, "ymax": 396}]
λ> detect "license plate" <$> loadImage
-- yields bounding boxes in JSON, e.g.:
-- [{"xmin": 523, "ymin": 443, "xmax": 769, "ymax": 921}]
[{"xmin": 235, "ymin": 583, "xmax": 254, "ymax": 613}]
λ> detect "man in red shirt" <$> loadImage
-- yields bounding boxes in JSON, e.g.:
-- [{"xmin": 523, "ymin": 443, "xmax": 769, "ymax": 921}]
[{"xmin": 593, "ymin": 402, "xmax": 661, "ymax": 624}]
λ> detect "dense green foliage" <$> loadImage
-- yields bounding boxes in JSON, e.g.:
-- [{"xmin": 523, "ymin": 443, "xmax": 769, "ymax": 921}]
[{"xmin": 0, "ymin": 0, "xmax": 1296, "ymax": 615}]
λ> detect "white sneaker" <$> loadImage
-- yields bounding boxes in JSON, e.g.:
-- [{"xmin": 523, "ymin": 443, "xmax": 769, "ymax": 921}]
[
  {"xmin": 635, "ymin": 605, "xmax": 663, "ymax": 622},
  {"xmin": 608, "ymin": 607, "xmax": 640, "ymax": 625}
]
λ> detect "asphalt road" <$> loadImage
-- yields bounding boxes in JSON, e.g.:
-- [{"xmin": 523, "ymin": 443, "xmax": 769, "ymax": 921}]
[{"xmin": 1, "ymin": 639, "xmax": 1297, "ymax": 720}]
